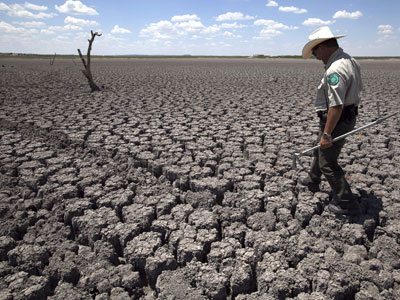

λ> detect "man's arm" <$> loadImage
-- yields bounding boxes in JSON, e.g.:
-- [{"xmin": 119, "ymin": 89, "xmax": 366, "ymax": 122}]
[{"xmin": 320, "ymin": 105, "xmax": 342, "ymax": 149}]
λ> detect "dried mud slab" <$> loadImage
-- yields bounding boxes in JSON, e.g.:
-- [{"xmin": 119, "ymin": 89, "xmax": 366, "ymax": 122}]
[{"xmin": 0, "ymin": 58, "xmax": 399, "ymax": 299}]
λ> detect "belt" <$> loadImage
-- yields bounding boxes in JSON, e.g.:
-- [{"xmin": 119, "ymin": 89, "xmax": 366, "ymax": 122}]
[{"xmin": 317, "ymin": 104, "xmax": 358, "ymax": 121}]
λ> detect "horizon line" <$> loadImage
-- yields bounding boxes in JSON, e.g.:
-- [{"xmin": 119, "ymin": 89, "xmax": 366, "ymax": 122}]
[{"xmin": 1, "ymin": 53, "xmax": 400, "ymax": 59}]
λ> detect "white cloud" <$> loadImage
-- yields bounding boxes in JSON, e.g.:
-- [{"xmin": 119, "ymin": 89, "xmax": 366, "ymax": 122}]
[
  {"xmin": 99, "ymin": 33, "xmax": 128, "ymax": 43},
  {"xmin": 24, "ymin": 2, "xmax": 47, "ymax": 11},
  {"xmin": 302, "ymin": 18, "xmax": 334, "ymax": 27},
  {"xmin": 111, "ymin": 25, "xmax": 131, "ymax": 34},
  {"xmin": 141, "ymin": 18, "xmax": 228, "ymax": 40},
  {"xmin": 13, "ymin": 21, "xmax": 45, "ymax": 28},
  {"xmin": 254, "ymin": 19, "xmax": 298, "ymax": 30},
  {"xmin": 175, "ymin": 20, "xmax": 205, "ymax": 32},
  {"xmin": 49, "ymin": 24, "xmax": 81, "ymax": 31},
  {"xmin": 64, "ymin": 16, "xmax": 99, "ymax": 27},
  {"xmin": 254, "ymin": 19, "xmax": 297, "ymax": 40},
  {"xmin": 140, "ymin": 14, "xmax": 209, "ymax": 40},
  {"xmin": 266, "ymin": 1, "xmax": 278, "ymax": 7},
  {"xmin": 202, "ymin": 24, "xmax": 221, "ymax": 35},
  {"xmin": 64, "ymin": 24, "xmax": 81, "ymax": 30},
  {"xmin": 0, "ymin": 20, "xmax": 37, "ymax": 34},
  {"xmin": 140, "ymin": 20, "xmax": 178, "ymax": 39},
  {"xmin": 164, "ymin": 40, "xmax": 173, "ymax": 47},
  {"xmin": 7, "ymin": 4, "xmax": 56, "ymax": 19},
  {"xmin": 0, "ymin": 20, "xmax": 23, "ymax": 33},
  {"xmin": 333, "ymin": 10, "xmax": 362, "ymax": 19},
  {"xmin": 171, "ymin": 14, "xmax": 200, "ymax": 22},
  {"xmin": 378, "ymin": 25, "xmax": 394, "ymax": 35},
  {"xmin": 279, "ymin": 6, "xmax": 307, "ymax": 14},
  {"xmin": 216, "ymin": 12, "xmax": 254, "ymax": 21},
  {"xmin": 223, "ymin": 31, "xmax": 234, "ymax": 38},
  {"xmin": 140, "ymin": 14, "xmax": 249, "ymax": 42},
  {"xmin": 169, "ymin": 15, "xmax": 206, "ymax": 34},
  {"xmin": 0, "ymin": 2, "xmax": 10, "ymax": 10},
  {"xmin": 55, "ymin": 0, "xmax": 98, "ymax": 16},
  {"xmin": 254, "ymin": 28, "xmax": 282, "ymax": 40},
  {"xmin": 223, "ymin": 31, "xmax": 241, "ymax": 39},
  {"xmin": 376, "ymin": 35, "xmax": 396, "ymax": 42},
  {"xmin": 220, "ymin": 22, "xmax": 247, "ymax": 29},
  {"xmin": 40, "ymin": 29, "xmax": 54, "ymax": 35}
]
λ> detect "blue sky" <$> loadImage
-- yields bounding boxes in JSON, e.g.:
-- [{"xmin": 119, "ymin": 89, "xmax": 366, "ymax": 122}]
[{"xmin": 0, "ymin": 0, "xmax": 399, "ymax": 56}]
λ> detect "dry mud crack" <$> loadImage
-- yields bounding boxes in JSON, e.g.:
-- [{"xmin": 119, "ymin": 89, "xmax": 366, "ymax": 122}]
[{"xmin": 0, "ymin": 58, "xmax": 399, "ymax": 300}]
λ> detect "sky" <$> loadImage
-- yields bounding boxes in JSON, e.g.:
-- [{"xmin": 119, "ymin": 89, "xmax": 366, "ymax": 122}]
[{"xmin": 0, "ymin": 0, "xmax": 399, "ymax": 56}]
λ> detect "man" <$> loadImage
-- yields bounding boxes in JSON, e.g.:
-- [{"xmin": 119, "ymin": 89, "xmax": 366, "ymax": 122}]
[{"xmin": 301, "ymin": 26, "xmax": 362, "ymax": 215}]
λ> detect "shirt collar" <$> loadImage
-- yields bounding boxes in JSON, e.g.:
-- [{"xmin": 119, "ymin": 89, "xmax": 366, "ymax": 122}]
[{"xmin": 325, "ymin": 47, "xmax": 343, "ymax": 70}]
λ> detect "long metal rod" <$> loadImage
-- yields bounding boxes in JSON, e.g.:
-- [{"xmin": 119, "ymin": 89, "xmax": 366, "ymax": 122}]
[
  {"xmin": 300, "ymin": 111, "xmax": 397, "ymax": 156},
  {"xmin": 292, "ymin": 110, "xmax": 398, "ymax": 169}
]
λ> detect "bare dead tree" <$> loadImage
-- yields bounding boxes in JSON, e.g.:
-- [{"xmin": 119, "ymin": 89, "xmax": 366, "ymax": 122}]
[
  {"xmin": 50, "ymin": 53, "xmax": 56, "ymax": 66},
  {"xmin": 77, "ymin": 30, "xmax": 102, "ymax": 92},
  {"xmin": 48, "ymin": 53, "xmax": 56, "ymax": 77}
]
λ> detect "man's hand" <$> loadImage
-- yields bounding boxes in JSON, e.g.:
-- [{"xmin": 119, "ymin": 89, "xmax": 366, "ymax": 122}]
[
  {"xmin": 319, "ymin": 135, "xmax": 333, "ymax": 149},
  {"xmin": 320, "ymin": 105, "xmax": 342, "ymax": 149}
]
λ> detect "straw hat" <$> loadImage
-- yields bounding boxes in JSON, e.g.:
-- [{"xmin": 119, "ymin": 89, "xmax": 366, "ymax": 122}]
[{"xmin": 302, "ymin": 26, "xmax": 346, "ymax": 59}]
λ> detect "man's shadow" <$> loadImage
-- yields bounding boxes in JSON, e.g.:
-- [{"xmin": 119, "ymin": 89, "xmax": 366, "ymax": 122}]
[{"xmin": 345, "ymin": 189, "xmax": 383, "ymax": 240}]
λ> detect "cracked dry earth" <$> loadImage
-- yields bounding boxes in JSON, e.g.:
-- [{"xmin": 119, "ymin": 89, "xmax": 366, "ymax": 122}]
[{"xmin": 0, "ymin": 58, "xmax": 399, "ymax": 300}]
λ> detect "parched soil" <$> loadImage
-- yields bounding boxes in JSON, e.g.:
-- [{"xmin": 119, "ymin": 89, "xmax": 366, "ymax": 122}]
[{"xmin": 0, "ymin": 58, "xmax": 399, "ymax": 300}]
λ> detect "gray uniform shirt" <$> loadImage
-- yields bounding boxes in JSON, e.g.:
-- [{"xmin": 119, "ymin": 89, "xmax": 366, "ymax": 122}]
[{"xmin": 315, "ymin": 48, "xmax": 362, "ymax": 112}]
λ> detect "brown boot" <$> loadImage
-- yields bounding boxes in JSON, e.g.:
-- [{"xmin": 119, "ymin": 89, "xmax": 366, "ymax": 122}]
[
  {"xmin": 328, "ymin": 198, "xmax": 361, "ymax": 215},
  {"xmin": 299, "ymin": 175, "xmax": 320, "ymax": 193}
]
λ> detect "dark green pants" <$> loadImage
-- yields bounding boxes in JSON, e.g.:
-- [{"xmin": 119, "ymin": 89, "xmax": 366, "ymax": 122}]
[{"xmin": 309, "ymin": 116, "xmax": 356, "ymax": 203}]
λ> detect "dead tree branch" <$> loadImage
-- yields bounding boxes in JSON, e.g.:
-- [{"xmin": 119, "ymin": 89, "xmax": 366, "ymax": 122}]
[
  {"xmin": 48, "ymin": 53, "xmax": 56, "ymax": 77},
  {"xmin": 50, "ymin": 53, "xmax": 56, "ymax": 66},
  {"xmin": 77, "ymin": 30, "xmax": 102, "ymax": 92}
]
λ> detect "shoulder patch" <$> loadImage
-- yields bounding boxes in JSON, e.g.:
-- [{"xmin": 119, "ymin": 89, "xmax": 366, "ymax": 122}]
[{"xmin": 328, "ymin": 73, "xmax": 340, "ymax": 85}]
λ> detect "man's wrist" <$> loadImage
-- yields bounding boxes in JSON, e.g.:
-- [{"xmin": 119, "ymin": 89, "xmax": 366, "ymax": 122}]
[{"xmin": 322, "ymin": 132, "xmax": 332, "ymax": 140}]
